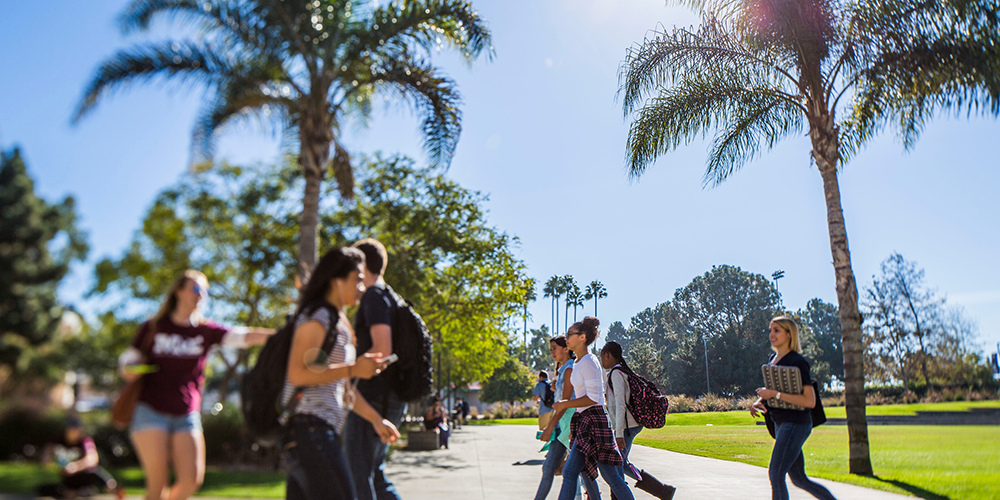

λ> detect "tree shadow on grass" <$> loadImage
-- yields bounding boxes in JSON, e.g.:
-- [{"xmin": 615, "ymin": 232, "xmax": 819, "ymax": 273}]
[{"xmin": 873, "ymin": 476, "xmax": 950, "ymax": 500}]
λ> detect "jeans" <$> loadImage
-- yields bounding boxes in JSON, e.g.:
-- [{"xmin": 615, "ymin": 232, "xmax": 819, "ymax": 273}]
[
  {"xmin": 131, "ymin": 402, "xmax": 201, "ymax": 433},
  {"xmin": 558, "ymin": 441, "xmax": 635, "ymax": 500},
  {"xmin": 617, "ymin": 425, "xmax": 643, "ymax": 481},
  {"xmin": 282, "ymin": 415, "xmax": 356, "ymax": 500},
  {"xmin": 534, "ymin": 435, "xmax": 600, "ymax": 500},
  {"xmin": 344, "ymin": 382, "xmax": 407, "ymax": 500},
  {"xmin": 769, "ymin": 420, "xmax": 837, "ymax": 500}
]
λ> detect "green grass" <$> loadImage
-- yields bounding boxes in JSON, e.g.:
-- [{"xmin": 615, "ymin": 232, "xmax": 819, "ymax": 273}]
[
  {"xmin": 635, "ymin": 425, "xmax": 1000, "ymax": 500},
  {"xmin": 0, "ymin": 464, "xmax": 287, "ymax": 498}
]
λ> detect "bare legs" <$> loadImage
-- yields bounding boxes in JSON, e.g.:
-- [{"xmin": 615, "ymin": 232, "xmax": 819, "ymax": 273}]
[{"xmin": 131, "ymin": 430, "xmax": 205, "ymax": 500}]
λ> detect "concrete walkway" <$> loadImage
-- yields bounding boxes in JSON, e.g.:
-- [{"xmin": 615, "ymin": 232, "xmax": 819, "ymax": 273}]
[{"xmin": 387, "ymin": 424, "xmax": 911, "ymax": 500}]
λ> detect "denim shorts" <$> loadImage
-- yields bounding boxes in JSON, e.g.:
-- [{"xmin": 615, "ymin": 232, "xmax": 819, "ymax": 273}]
[{"xmin": 131, "ymin": 402, "xmax": 202, "ymax": 434}]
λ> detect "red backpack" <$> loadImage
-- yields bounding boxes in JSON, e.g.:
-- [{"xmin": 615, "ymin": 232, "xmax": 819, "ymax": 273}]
[{"xmin": 607, "ymin": 366, "xmax": 669, "ymax": 429}]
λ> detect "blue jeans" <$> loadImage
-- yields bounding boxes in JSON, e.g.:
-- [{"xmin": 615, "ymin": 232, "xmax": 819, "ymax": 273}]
[
  {"xmin": 534, "ymin": 434, "xmax": 600, "ymax": 500},
  {"xmin": 769, "ymin": 420, "xmax": 837, "ymax": 500},
  {"xmin": 558, "ymin": 441, "xmax": 635, "ymax": 500},
  {"xmin": 344, "ymin": 383, "xmax": 407, "ymax": 500},
  {"xmin": 131, "ymin": 402, "xmax": 201, "ymax": 434},
  {"xmin": 617, "ymin": 425, "xmax": 643, "ymax": 481},
  {"xmin": 282, "ymin": 415, "xmax": 356, "ymax": 500}
]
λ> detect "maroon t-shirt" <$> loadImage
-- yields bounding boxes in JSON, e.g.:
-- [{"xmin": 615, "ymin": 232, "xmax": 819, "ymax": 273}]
[{"xmin": 132, "ymin": 318, "xmax": 228, "ymax": 415}]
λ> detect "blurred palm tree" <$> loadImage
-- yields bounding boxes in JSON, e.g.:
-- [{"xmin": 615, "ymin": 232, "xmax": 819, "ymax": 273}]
[
  {"xmin": 619, "ymin": 0, "xmax": 1000, "ymax": 474},
  {"xmin": 584, "ymin": 280, "xmax": 607, "ymax": 317},
  {"xmin": 543, "ymin": 275, "xmax": 560, "ymax": 333},
  {"xmin": 559, "ymin": 275, "xmax": 577, "ymax": 328},
  {"xmin": 74, "ymin": 0, "xmax": 492, "ymax": 278},
  {"xmin": 567, "ymin": 284, "xmax": 585, "ymax": 322}
]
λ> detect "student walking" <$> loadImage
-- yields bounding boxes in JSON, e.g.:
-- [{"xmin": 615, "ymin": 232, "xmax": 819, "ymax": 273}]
[
  {"xmin": 38, "ymin": 415, "xmax": 124, "ymax": 499},
  {"xmin": 750, "ymin": 317, "xmax": 837, "ymax": 500},
  {"xmin": 600, "ymin": 342, "xmax": 676, "ymax": 500},
  {"xmin": 532, "ymin": 371, "xmax": 555, "ymax": 430},
  {"xmin": 118, "ymin": 270, "xmax": 274, "ymax": 500},
  {"xmin": 280, "ymin": 247, "xmax": 399, "ymax": 500},
  {"xmin": 344, "ymin": 238, "xmax": 408, "ymax": 500},
  {"xmin": 535, "ymin": 335, "xmax": 600, "ymax": 500},
  {"xmin": 552, "ymin": 317, "xmax": 636, "ymax": 500}
]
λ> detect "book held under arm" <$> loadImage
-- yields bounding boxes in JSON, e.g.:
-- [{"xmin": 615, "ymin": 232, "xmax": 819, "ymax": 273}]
[{"xmin": 761, "ymin": 365, "xmax": 807, "ymax": 410}]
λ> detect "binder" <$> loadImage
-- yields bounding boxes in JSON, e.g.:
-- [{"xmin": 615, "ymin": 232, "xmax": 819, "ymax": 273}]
[{"xmin": 761, "ymin": 365, "xmax": 807, "ymax": 410}]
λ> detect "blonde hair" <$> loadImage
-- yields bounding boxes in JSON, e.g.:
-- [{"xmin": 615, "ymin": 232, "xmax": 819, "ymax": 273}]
[
  {"xmin": 152, "ymin": 270, "xmax": 208, "ymax": 326},
  {"xmin": 770, "ymin": 316, "xmax": 801, "ymax": 353}
]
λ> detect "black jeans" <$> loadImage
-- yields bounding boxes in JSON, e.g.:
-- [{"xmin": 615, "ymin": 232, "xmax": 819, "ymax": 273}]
[
  {"xmin": 37, "ymin": 468, "xmax": 117, "ymax": 497},
  {"xmin": 282, "ymin": 415, "xmax": 357, "ymax": 500}
]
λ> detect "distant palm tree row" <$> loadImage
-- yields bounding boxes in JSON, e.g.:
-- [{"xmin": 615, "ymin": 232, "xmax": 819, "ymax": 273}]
[{"xmin": 541, "ymin": 276, "xmax": 607, "ymax": 334}]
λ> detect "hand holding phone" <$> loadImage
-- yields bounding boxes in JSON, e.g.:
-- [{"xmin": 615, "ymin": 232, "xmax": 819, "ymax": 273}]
[{"xmin": 378, "ymin": 353, "xmax": 399, "ymax": 365}]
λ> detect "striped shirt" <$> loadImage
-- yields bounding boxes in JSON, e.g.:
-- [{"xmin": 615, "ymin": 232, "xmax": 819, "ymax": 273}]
[{"xmin": 279, "ymin": 305, "xmax": 356, "ymax": 433}]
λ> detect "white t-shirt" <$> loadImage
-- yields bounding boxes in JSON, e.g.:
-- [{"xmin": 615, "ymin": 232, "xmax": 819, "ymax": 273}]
[{"xmin": 569, "ymin": 353, "xmax": 605, "ymax": 409}]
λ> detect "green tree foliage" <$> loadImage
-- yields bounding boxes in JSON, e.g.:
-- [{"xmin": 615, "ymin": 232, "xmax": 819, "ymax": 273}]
[
  {"xmin": 322, "ymin": 154, "xmax": 532, "ymax": 388},
  {"xmin": 0, "ymin": 148, "xmax": 88, "ymax": 387},
  {"xmin": 862, "ymin": 253, "xmax": 993, "ymax": 390},
  {"xmin": 619, "ymin": 0, "xmax": 1000, "ymax": 474},
  {"xmin": 793, "ymin": 298, "xmax": 843, "ymax": 390},
  {"xmin": 75, "ymin": 0, "xmax": 493, "ymax": 278},
  {"xmin": 479, "ymin": 355, "xmax": 534, "ymax": 405},
  {"xmin": 522, "ymin": 325, "xmax": 553, "ymax": 373}
]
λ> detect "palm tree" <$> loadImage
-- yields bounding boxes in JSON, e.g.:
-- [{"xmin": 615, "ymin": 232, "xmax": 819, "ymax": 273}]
[
  {"xmin": 522, "ymin": 278, "xmax": 536, "ymax": 360},
  {"xmin": 543, "ymin": 275, "xmax": 559, "ymax": 334},
  {"xmin": 567, "ymin": 285, "xmax": 585, "ymax": 322},
  {"xmin": 560, "ymin": 275, "xmax": 577, "ymax": 328},
  {"xmin": 619, "ymin": 0, "xmax": 1000, "ymax": 475},
  {"xmin": 584, "ymin": 280, "xmax": 607, "ymax": 317},
  {"xmin": 74, "ymin": 0, "xmax": 492, "ymax": 278}
]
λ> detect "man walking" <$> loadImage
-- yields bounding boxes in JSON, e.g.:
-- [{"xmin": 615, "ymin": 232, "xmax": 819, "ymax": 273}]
[
  {"xmin": 344, "ymin": 238, "xmax": 406, "ymax": 500},
  {"xmin": 532, "ymin": 371, "xmax": 555, "ymax": 430}
]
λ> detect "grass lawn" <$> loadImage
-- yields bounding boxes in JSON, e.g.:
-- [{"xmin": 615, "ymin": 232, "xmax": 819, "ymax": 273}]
[
  {"xmin": 0, "ymin": 464, "xmax": 287, "ymax": 498},
  {"xmin": 635, "ymin": 425, "xmax": 1000, "ymax": 500}
]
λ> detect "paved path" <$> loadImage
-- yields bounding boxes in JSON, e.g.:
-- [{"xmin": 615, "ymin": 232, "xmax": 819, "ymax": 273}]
[{"xmin": 387, "ymin": 424, "xmax": 911, "ymax": 500}]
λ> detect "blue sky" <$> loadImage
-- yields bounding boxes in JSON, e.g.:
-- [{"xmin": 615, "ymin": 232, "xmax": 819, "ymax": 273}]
[{"xmin": 2, "ymin": 0, "xmax": 999, "ymax": 356}]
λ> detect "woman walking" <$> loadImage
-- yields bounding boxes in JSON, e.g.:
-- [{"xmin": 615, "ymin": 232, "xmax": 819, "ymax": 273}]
[
  {"xmin": 600, "ymin": 342, "xmax": 676, "ymax": 499},
  {"xmin": 118, "ymin": 270, "xmax": 274, "ymax": 500},
  {"xmin": 280, "ymin": 247, "xmax": 400, "ymax": 500},
  {"xmin": 552, "ymin": 317, "xmax": 635, "ymax": 500},
  {"xmin": 750, "ymin": 317, "xmax": 837, "ymax": 500},
  {"xmin": 535, "ymin": 335, "xmax": 599, "ymax": 500}
]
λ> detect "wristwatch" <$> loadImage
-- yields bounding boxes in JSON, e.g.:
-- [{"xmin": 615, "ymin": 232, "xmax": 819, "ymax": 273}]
[{"xmin": 776, "ymin": 392, "xmax": 782, "ymax": 401}]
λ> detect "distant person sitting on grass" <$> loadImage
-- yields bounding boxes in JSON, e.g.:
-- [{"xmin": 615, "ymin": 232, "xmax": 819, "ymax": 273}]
[
  {"xmin": 532, "ymin": 371, "xmax": 555, "ymax": 430},
  {"xmin": 424, "ymin": 397, "xmax": 450, "ymax": 449},
  {"xmin": 37, "ymin": 415, "xmax": 124, "ymax": 499}
]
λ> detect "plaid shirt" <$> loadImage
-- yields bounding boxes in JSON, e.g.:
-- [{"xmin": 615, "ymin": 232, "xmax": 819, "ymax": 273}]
[{"xmin": 570, "ymin": 406, "xmax": 623, "ymax": 480}]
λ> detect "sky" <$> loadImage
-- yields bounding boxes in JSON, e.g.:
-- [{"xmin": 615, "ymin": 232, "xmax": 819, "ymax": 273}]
[{"xmin": 2, "ymin": 0, "xmax": 999, "ymax": 356}]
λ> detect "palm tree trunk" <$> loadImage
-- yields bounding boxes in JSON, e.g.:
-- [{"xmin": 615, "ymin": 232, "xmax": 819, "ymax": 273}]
[
  {"xmin": 811, "ymin": 115, "xmax": 874, "ymax": 476},
  {"xmin": 297, "ymin": 118, "xmax": 332, "ymax": 282}
]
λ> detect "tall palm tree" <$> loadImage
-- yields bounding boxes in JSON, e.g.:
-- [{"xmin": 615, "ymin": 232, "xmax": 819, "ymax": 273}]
[
  {"xmin": 560, "ymin": 275, "xmax": 577, "ymax": 329},
  {"xmin": 74, "ymin": 0, "xmax": 492, "ymax": 278},
  {"xmin": 584, "ymin": 280, "xmax": 607, "ymax": 317},
  {"xmin": 619, "ymin": 0, "xmax": 1000, "ymax": 475},
  {"xmin": 567, "ymin": 285, "xmax": 585, "ymax": 322},
  {"xmin": 523, "ymin": 278, "xmax": 536, "ymax": 360},
  {"xmin": 543, "ymin": 275, "xmax": 559, "ymax": 334}
]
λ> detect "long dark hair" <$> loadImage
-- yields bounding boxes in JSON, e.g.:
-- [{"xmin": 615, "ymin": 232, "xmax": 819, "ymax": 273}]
[
  {"xmin": 600, "ymin": 341, "xmax": 635, "ymax": 376},
  {"xmin": 297, "ymin": 247, "xmax": 365, "ymax": 313},
  {"xmin": 550, "ymin": 335, "xmax": 576, "ymax": 360}
]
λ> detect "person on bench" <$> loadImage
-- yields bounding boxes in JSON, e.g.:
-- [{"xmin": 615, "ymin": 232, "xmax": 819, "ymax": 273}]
[{"xmin": 424, "ymin": 397, "xmax": 450, "ymax": 449}]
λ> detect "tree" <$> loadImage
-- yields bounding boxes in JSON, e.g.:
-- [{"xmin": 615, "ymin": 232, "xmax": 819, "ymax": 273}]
[
  {"xmin": 75, "ymin": 0, "xmax": 493, "ymax": 279},
  {"xmin": 522, "ymin": 279, "xmax": 537, "ymax": 361},
  {"xmin": 627, "ymin": 338, "xmax": 665, "ymax": 391},
  {"xmin": 618, "ymin": 0, "xmax": 1000, "ymax": 474},
  {"xmin": 796, "ymin": 298, "xmax": 844, "ymax": 387},
  {"xmin": 560, "ymin": 275, "xmax": 577, "ymax": 328},
  {"xmin": 479, "ymin": 356, "xmax": 534, "ymax": 405},
  {"xmin": 566, "ymin": 283, "xmax": 585, "ymax": 322},
  {"xmin": 543, "ymin": 276, "xmax": 559, "ymax": 334},
  {"xmin": 0, "ymin": 148, "xmax": 88, "ymax": 384},
  {"xmin": 523, "ymin": 325, "xmax": 553, "ymax": 373},
  {"xmin": 584, "ymin": 280, "xmax": 607, "ymax": 317},
  {"xmin": 322, "ymin": 154, "xmax": 532, "ymax": 389}
]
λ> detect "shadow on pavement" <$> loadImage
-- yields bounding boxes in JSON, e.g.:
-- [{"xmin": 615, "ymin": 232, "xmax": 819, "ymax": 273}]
[
  {"xmin": 873, "ymin": 477, "xmax": 950, "ymax": 500},
  {"xmin": 513, "ymin": 460, "xmax": 544, "ymax": 466}
]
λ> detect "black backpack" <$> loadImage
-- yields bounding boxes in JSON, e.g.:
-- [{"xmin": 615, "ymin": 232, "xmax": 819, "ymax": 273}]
[
  {"xmin": 359, "ymin": 284, "xmax": 434, "ymax": 402},
  {"xmin": 607, "ymin": 366, "xmax": 669, "ymax": 430},
  {"xmin": 241, "ymin": 304, "xmax": 337, "ymax": 444},
  {"xmin": 542, "ymin": 379, "xmax": 556, "ymax": 408}
]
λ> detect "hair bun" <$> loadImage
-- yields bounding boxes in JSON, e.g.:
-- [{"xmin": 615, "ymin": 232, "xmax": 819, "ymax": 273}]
[{"xmin": 582, "ymin": 316, "xmax": 600, "ymax": 329}]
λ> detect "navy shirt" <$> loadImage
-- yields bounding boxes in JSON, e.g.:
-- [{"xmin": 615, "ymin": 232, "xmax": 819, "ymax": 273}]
[{"xmin": 765, "ymin": 351, "xmax": 813, "ymax": 425}]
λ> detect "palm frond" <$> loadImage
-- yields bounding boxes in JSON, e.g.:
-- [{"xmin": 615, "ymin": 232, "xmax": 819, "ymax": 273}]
[
  {"xmin": 329, "ymin": 140, "xmax": 354, "ymax": 200},
  {"xmin": 619, "ymin": 15, "xmax": 798, "ymax": 116},
  {"xmin": 190, "ymin": 74, "xmax": 292, "ymax": 163},
  {"xmin": 120, "ymin": 0, "xmax": 276, "ymax": 53},
  {"xmin": 625, "ymin": 67, "xmax": 799, "ymax": 182},
  {"xmin": 73, "ymin": 41, "xmax": 233, "ymax": 123}
]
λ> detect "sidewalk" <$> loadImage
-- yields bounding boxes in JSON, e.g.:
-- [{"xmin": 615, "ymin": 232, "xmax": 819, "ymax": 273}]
[{"xmin": 387, "ymin": 424, "xmax": 911, "ymax": 500}]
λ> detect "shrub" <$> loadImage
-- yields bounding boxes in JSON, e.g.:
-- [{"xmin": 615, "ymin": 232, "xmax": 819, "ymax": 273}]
[
  {"xmin": 694, "ymin": 393, "xmax": 735, "ymax": 412},
  {"xmin": 666, "ymin": 394, "xmax": 695, "ymax": 413},
  {"xmin": 735, "ymin": 395, "xmax": 758, "ymax": 411},
  {"xmin": 0, "ymin": 405, "xmax": 63, "ymax": 460}
]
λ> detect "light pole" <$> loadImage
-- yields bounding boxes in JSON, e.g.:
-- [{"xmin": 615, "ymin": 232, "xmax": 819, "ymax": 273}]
[
  {"xmin": 772, "ymin": 270, "xmax": 785, "ymax": 307},
  {"xmin": 700, "ymin": 329, "xmax": 711, "ymax": 394}
]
